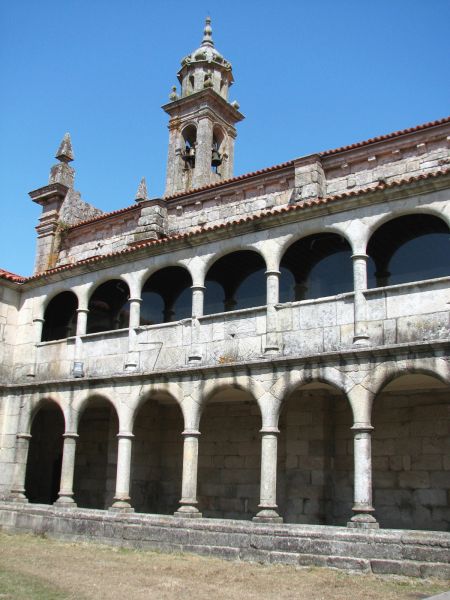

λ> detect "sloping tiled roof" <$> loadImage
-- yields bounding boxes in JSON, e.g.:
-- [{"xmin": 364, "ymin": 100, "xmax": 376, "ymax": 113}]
[
  {"xmin": 0, "ymin": 269, "xmax": 26, "ymax": 283},
  {"xmin": 14, "ymin": 166, "xmax": 448, "ymax": 284}
]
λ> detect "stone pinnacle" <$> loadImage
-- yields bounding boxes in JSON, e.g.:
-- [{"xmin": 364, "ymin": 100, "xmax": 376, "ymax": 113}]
[
  {"xmin": 55, "ymin": 132, "xmax": 74, "ymax": 163},
  {"xmin": 135, "ymin": 177, "xmax": 149, "ymax": 202},
  {"xmin": 201, "ymin": 16, "xmax": 214, "ymax": 47}
]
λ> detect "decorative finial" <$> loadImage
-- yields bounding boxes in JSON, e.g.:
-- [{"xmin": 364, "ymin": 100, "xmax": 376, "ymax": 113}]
[
  {"xmin": 135, "ymin": 177, "xmax": 149, "ymax": 202},
  {"xmin": 169, "ymin": 85, "xmax": 179, "ymax": 101},
  {"xmin": 201, "ymin": 16, "xmax": 214, "ymax": 47},
  {"xmin": 55, "ymin": 132, "xmax": 74, "ymax": 163}
]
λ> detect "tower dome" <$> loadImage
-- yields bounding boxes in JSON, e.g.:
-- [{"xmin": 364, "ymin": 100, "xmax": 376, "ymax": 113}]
[{"xmin": 177, "ymin": 17, "xmax": 234, "ymax": 101}]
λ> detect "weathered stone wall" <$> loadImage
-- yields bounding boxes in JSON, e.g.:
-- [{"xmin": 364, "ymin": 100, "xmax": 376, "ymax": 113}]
[
  {"xmin": 131, "ymin": 402, "xmax": 183, "ymax": 515},
  {"xmin": 372, "ymin": 389, "xmax": 450, "ymax": 531},
  {"xmin": 59, "ymin": 189, "xmax": 103, "ymax": 227},
  {"xmin": 73, "ymin": 405, "xmax": 118, "ymax": 509},
  {"xmin": 198, "ymin": 401, "xmax": 260, "ymax": 519},
  {"xmin": 0, "ymin": 284, "xmax": 20, "ymax": 382},
  {"xmin": 278, "ymin": 391, "xmax": 353, "ymax": 526}
]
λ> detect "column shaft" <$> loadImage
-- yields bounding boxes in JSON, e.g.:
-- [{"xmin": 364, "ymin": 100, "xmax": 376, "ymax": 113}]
[
  {"xmin": 9, "ymin": 433, "xmax": 31, "ymax": 502},
  {"xmin": 348, "ymin": 425, "xmax": 378, "ymax": 528},
  {"xmin": 264, "ymin": 270, "xmax": 280, "ymax": 354},
  {"xmin": 352, "ymin": 254, "xmax": 370, "ymax": 346},
  {"xmin": 176, "ymin": 430, "xmax": 202, "ymax": 517},
  {"xmin": 110, "ymin": 433, "xmax": 134, "ymax": 511},
  {"xmin": 253, "ymin": 427, "xmax": 282, "ymax": 523},
  {"xmin": 55, "ymin": 433, "xmax": 78, "ymax": 506}
]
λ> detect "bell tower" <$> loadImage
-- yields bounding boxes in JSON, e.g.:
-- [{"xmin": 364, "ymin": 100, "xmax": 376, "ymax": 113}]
[{"xmin": 163, "ymin": 17, "xmax": 244, "ymax": 196}]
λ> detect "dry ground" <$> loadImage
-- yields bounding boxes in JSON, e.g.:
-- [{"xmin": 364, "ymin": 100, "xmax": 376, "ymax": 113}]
[{"xmin": 0, "ymin": 532, "xmax": 449, "ymax": 600}]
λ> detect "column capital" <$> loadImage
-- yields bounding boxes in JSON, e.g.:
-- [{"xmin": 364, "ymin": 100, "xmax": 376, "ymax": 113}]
[
  {"xmin": 351, "ymin": 253, "xmax": 368, "ymax": 261},
  {"xmin": 182, "ymin": 429, "xmax": 201, "ymax": 437},
  {"xmin": 128, "ymin": 297, "xmax": 142, "ymax": 304},
  {"xmin": 351, "ymin": 423, "xmax": 374, "ymax": 433},
  {"xmin": 17, "ymin": 432, "xmax": 32, "ymax": 440},
  {"xmin": 63, "ymin": 432, "xmax": 79, "ymax": 440},
  {"xmin": 191, "ymin": 285, "xmax": 206, "ymax": 292},
  {"xmin": 259, "ymin": 427, "xmax": 280, "ymax": 435},
  {"xmin": 76, "ymin": 307, "xmax": 89, "ymax": 314},
  {"xmin": 265, "ymin": 270, "xmax": 281, "ymax": 277},
  {"xmin": 117, "ymin": 431, "xmax": 134, "ymax": 440}
]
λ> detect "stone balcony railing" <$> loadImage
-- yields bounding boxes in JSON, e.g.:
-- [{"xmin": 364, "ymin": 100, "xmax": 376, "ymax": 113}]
[{"xmin": 15, "ymin": 276, "xmax": 450, "ymax": 383}]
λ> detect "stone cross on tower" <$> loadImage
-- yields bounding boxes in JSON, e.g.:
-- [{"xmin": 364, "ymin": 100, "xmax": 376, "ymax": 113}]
[{"xmin": 163, "ymin": 17, "xmax": 244, "ymax": 196}]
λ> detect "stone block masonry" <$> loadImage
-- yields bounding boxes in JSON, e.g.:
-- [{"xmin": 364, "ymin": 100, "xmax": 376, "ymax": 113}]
[{"xmin": 1, "ymin": 502, "xmax": 449, "ymax": 579}]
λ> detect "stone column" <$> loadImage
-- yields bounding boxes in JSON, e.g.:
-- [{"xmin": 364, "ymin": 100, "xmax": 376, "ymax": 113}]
[
  {"xmin": 189, "ymin": 285, "xmax": 205, "ymax": 364},
  {"xmin": 110, "ymin": 432, "xmax": 134, "ymax": 512},
  {"xmin": 348, "ymin": 425, "xmax": 378, "ymax": 528},
  {"xmin": 253, "ymin": 427, "xmax": 283, "ymax": 522},
  {"xmin": 55, "ymin": 433, "xmax": 78, "ymax": 506},
  {"xmin": 125, "ymin": 298, "xmax": 142, "ymax": 371},
  {"xmin": 175, "ymin": 429, "xmax": 202, "ymax": 518},
  {"xmin": 352, "ymin": 254, "xmax": 370, "ymax": 347},
  {"xmin": 9, "ymin": 433, "xmax": 32, "ymax": 502},
  {"xmin": 264, "ymin": 270, "xmax": 280, "ymax": 354},
  {"xmin": 191, "ymin": 285, "xmax": 205, "ymax": 318},
  {"xmin": 27, "ymin": 318, "xmax": 45, "ymax": 378},
  {"xmin": 73, "ymin": 308, "xmax": 88, "ymax": 378}
]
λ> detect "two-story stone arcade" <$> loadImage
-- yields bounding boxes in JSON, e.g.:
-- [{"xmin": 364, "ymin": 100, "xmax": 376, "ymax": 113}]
[{"xmin": 1, "ymin": 19, "xmax": 450, "ymax": 574}]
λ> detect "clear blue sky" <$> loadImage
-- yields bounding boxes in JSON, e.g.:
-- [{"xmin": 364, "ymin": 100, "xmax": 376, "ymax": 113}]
[{"xmin": 1, "ymin": 0, "xmax": 449, "ymax": 276}]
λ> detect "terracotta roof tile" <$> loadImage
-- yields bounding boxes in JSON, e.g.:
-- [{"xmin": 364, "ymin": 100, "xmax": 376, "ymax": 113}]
[{"xmin": 0, "ymin": 269, "xmax": 26, "ymax": 283}]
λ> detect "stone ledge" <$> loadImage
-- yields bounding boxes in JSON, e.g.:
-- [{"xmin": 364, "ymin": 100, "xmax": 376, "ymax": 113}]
[{"xmin": 1, "ymin": 502, "xmax": 449, "ymax": 578}]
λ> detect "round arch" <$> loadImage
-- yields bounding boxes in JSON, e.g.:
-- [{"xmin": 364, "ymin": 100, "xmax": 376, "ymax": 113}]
[
  {"xmin": 42, "ymin": 291, "xmax": 79, "ymax": 342},
  {"xmin": 86, "ymin": 279, "xmax": 130, "ymax": 334},
  {"xmin": 141, "ymin": 265, "xmax": 192, "ymax": 325}
]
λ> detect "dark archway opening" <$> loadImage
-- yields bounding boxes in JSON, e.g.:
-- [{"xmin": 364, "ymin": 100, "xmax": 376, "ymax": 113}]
[
  {"xmin": 73, "ymin": 398, "xmax": 118, "ymax": 509},
  {"xmin": 278, "ymin": 383, "xmax": 353, "ymax": 525},
  {"xmin": 130, "ymin": 394, "xmax": 183, "ymax": 514},
  {"xmin": 198, "ymin": 387, "xmax": 260, "ymax": 519},
  {"xmin": 42, "ymin": 292, "xmax": 78, "ymax": 341},
  {"xmin": 372, "ymin": 373, "xmax": 450, "ymax": 531},
  {"xmin": 25, "ymin": 401, "xmax": 64, "ymax": 504},
  {"xmin": 367, "ymin": 214, "xmax": 450, "ymax": 288},
  {"xmin": 204, "ymin": 251, "xmax": 266, "ymax": 315},
  {"xmin": 141, "ymin": 267, "xmax": 192, "ymax": 325},
  {"xmin": 279, "ymin": 233, "xmax": 353, "ymax": 302},
  {"xmin": 87, "ymin": 280, "xmax": 130, "ymax": 334}
]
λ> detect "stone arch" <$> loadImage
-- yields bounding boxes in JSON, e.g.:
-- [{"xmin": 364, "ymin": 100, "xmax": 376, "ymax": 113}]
[
  {"xmin": 86, "ymin": 278, "xmax": 131, "ymax": 333},
  {"xmin": 366, "ymin": 212, "xmax": 450, "ymax": 288},
  {"xmin": 41, "ymin": 290, "xmax": 79, "ymax": 341},
  {"xmin": 197, "ymin": 380, "xmax": 262, "ymax": 520},
  {"xmin": 277, "ymin": 376, "xmax": 354, "ymax": 525},
  {"xmin": 129, "ymin": 386, "xmax": 184, "ymax": 515},
  {"xmin": 204, "ymin": 248, "xmax": 268, "ymax": 314},
  {"xmin": 73, "ymin": 394, "xmax": 119, "ymax": 509},
  {"xmin": 140, "ymin": 265, "xmax": 193, "ymax": 325},
  {"xmin": 370, "ymin": 369, "xmax": 450, "ymax": 531},
  {"xmin": 24, "ymin": 397, "xmax": 65, "ymax": 505},
  {"xmin": 279, "ymin": 231, "xmax": 354, "ymax": 302}
]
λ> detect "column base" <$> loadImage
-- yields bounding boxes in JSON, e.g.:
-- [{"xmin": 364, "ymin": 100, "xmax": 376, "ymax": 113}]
[
  {"xmin": 263, "ymin": 346, "xmax": 280, "ymax": 355},
  {"xmin": 175, "ymin": 505, "xmax": 202, "ymax": 519},
  {"xmin": 8, "ymin": 493, "xmax": 28, "ymax": 503},
  {"xmin": 352, "ymin": 335, "xmax": 370, "ymax": 347},
  {"xmin": 253, "ymin": 508, "xmax": 283, "ymax": 523},
  {"xmin": 54, "ymin": 495, "xmax": 77, "ymax": 508},
  {"xmin": 109, "ymin": 500, "xmax": 134, "ymax": 513},
  {"xmin": 347, "ymin": 509, "xmax": 379, "ymax": 529}
]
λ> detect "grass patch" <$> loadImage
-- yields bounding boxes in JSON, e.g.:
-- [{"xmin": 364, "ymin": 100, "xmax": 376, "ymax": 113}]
[{"xmin": 0, "ymin": 566, "xmax": 72, "ymax": 600}]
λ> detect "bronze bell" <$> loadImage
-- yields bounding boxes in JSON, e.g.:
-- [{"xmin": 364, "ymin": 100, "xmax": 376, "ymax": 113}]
[{"xmin": 211, "ymin": 149, "xmax": 222, "ymax": 167}]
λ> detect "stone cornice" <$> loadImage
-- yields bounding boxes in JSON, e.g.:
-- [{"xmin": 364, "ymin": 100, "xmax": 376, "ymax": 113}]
[{"xmin": 1, "ymin": 338, "xmax": 448, "ymax": 393}]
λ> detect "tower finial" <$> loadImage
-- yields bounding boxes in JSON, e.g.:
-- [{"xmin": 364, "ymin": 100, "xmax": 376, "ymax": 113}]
[
  {"xmin": 55, "ymin": 132, "xmax": 74, "ymax": 163},
  {"xmin": 135, "ymin": 177, "xmax": 149, "ymax": 202},
  {"xmin": 201, "ymin": 16, "xmax": 214, "ymax": 47}
]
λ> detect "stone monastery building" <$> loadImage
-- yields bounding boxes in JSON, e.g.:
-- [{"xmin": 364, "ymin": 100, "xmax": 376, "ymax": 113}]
[{"xmin": 1, "ymin": 18, "xmax": 450, "ymax": 542}]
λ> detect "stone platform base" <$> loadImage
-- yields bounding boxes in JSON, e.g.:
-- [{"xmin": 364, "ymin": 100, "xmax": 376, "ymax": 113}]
[{"xmin": 0, "ymin": 501, "xmax": 449, "ymax": 579}]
